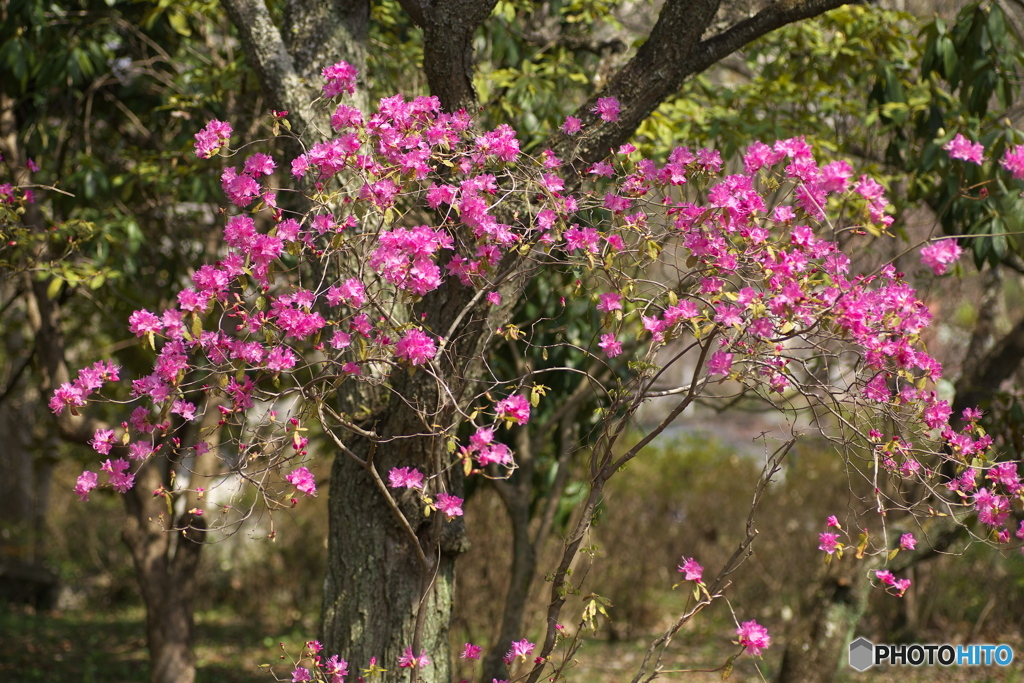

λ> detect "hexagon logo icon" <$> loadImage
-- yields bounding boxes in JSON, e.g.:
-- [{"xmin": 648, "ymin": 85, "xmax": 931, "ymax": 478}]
[{"xmin": 849, "ymin": 637, "xmax": 875, "ymax": 672}]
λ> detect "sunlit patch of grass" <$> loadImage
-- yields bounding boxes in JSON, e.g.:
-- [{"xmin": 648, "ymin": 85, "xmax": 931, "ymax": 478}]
[{"xmin": 0, "ymin": 604, "xmax": 308, "ymax": 683}]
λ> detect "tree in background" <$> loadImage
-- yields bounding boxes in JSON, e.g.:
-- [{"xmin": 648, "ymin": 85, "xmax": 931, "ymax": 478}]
[{"xmin": 0, "ymin": 2, "xmax": 262, "ymax": 681}]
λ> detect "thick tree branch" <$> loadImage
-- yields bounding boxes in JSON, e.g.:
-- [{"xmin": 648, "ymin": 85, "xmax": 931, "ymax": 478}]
[
  {"xmin": 397, "ymin": 0, "xmax": 501, "ymax": 112},
  {"xmin": 219, "ymin": 0, "xmax": 311, "ymax": 123},
  {"xmin": 551, "ymin": 0, "xmax": 850, "ymax": 172}
]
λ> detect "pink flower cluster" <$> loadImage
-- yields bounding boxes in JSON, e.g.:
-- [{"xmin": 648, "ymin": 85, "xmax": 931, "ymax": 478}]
[
  {"xmin": 193, "ymin": 119, "xmax": 232, "ymax": 159},
  {"xmin": 49, "ymin": 360, "xmax": 120, "ymax": 415},
  {"xmin": 920, "ymin": 239, "xmax": 963, "ymax": 275},
  {"xmin": 290, "ymin": 642, "xmax": 348, "ymax": 683},
  {"xmin": 52, "ymin": 64, "xmax": 1024, "ymax": 598},
  {"xmin": 736, "ymin": 620, "xmax": 771, "ymax": 656},
  {"xmin": 495, "ymin": 394, "xmax": 531, "ymax": 425},
  {"xmin": 677, "ymin": 557, "xmax": 703, "ymax": 583},
  {"xmin": 944, "ymin": 133, "xmax": 984, "ymax": 164},
  {"xmin": 321, "ymin": 60, "xmax": 358, "ymax": 98},
  {"xmin": 876, "ymin": 569, "xmax": 912, "ymax": 597},
  {"xmin": 286, "ymin": 467, "xmax": 317, "ymax": 496},
  {"xmin": 370, "ymin": 225, "xmax": 453, "ymax": 295}
]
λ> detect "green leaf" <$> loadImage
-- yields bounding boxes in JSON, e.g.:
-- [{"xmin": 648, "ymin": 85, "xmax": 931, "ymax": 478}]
[
  {"xmin": 46, "ymin": 277, "xmax": 63, "ymax": 300},
  {"xmin": 168, "ymin": 10, "xmax": 192, "ymax": 37}
]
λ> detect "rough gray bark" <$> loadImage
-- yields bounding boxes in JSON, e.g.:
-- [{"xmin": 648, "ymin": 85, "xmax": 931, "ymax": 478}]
[
  {"xmin": 396, "ymin": 0, "xmax": 501, "ymax": 112},
  {"xmin": 220, "ymin": 0, "xmax": 370, "ymax": 133}
]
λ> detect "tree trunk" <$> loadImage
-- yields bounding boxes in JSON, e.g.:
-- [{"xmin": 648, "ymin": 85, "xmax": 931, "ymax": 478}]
[
  {"xmin": 479, "ymin": 490, "xmax": 534, "ymax": 683},
  {"xmin": 320, "ymin": 278, "xmax": 479, "ymax": 681},
  {"xmin": 776, "ymin": 570, "xmax": 872, "ymax": 683},
  {"xmin": 321, "ymin": 442, "xmax": 465, "ymax": 683},
  {"xmin": 123, "ymin": 464, "xmax": 205, "ymax": 683}
]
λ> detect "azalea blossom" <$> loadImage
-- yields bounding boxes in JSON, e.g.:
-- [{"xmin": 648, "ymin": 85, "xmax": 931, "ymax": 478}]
[
  {"xmin": 592, "ymin": 97, "xmax": 620, "ymax": 122},
  {"xmin": 75, "ymin": 471, "xmax": 98, "ymax": 501},
  {"xmin": 435, "ymin": 492, "xmax": 464, "ymax": 518},
  {"xmin": 943, "ymin": 133, "xmax": 984, "ymax": 164},
  {"xmin": 395, "ymin": 328, "xmax": 437, "ymax": 366},
  {"xmin": 397, "ymin": 647, "xmax": 431, "ymax": 669},
  {"xmin": 677, "ymin": 557, "xmax": 703, "ymax": 582},
  {"xmin": 920, "ymin": 240, "xmax": 962, "ymax": 275},
  {"xmin": 818, "ymin": 532, "xmax": 842, "ymax": 555},
  {"xmin": 707, "ymin": 351, "xmax": 733, "ymax": 376},
  {"xmin": 505, "ymin": 638, "xmax": 534, "ymax": 663},
  {"xmin": 286, "ymin": 467, "xmax": 317, "ymax": 496},
  {"xmin": 599, "ymin": 334, "xmax": 623, "ymax": 358},
  {"xmin": 597, "ymin": 292, "xmax": 622, "ymax": 312},
  {"xmin": 495, "ymin": 395, "xmax": 531, "ymax": 425},
  {"xmin": 736, "ymin": 620, "xmax": 771, "ymax": 656},
  {"xmin": 388, "ymin": 466, "xmax": 425, "ymax": 489}
]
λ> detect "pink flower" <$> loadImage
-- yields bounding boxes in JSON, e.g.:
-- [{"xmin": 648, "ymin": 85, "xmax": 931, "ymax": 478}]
[
  {"xmin": 321, "ymin": 60, "xmax": 358, "ymax": 98},
  {"xmin": 172, "ymin": 400, "xmax": 196, "ymax": 421},
  {"xmin": 388, "ymin": 466, "xmax": 425, "ymax": 489},
  {"xmin": 495, "ymin": 395, "xmax": 531, "ymax": 425},
  {"xmin": 266, "ymin": 346, "xmax": 297, "ymax": 372},
  {"xmin": 598, "ymin": 334, "xmax": 623, "ymax": 358},
  {"xmin": 920, "ymin": 240, "xmax": 962, "ymax": 275},
  {"xmin": 505, "ymin": 639, "xmax": 534, "ymax": 663},
  {"xmin": 128, "ymin": 442, "xmax": 154, "ymax": 461},
  {"xmin": 129, "ymin": 309, "xmax": 163, "ymax": 336},
  {"xmin": 707, "ymin": 351, "xmax": 733, "ymax": 376},
  {"xmin": 90, "ymin": 429, "xmax": 117, "ymax": 455},
  {"xmin": 736, "ymin": 620, "xmax": 771, "ymax": 656},
  {"xmin": 286, "ymin": 467, "xmax": 317, "ymax": 496},
  {"xmin": 395, "ymin": 329, "xmax": 437, "ymax": 366},
  {"xmin": 478, "ymin": 442, "xmax": 513, "ymax": 466},
  {"xmin": 243, "ymin": 153, "xmax": 276, "ymax": 176},
  {"xmin": 461, "ymin": 643, "xmax": 482, "ymax": 660},
  {"xmin": 818, "ymin": 532, "xmax": 842, "ymax": 555},
  {"xmin": 1001, "ymin": 146, "xmax": 1024, "ymax": 179},
  {"xmin": 592, "ymin": 97, "xmax": 620, "ymax": 122},
  {"xmin": 943, "ymin": 133, "xmax": 984, "ymax": 164},
  {"xmin": 487, "ymin": 291, "xmax": 501, "ymax": 306},
  {"xmin": 562, "ymin": 116, "xmax": 581, "ymax": 134},
  {"xmin": 194, "ymin": 119, "xmax": 232, "ymax": 159},
  {"xmin": 677, "ymin": 557, "xmax": 703, "ymax": 582},
  {"xmin": 75, "ymin": 471, "xmax": 98, "ymax": 501},
  {"xmin": 826, "ymin": 515, "xmax": 840, "ymax": 529},
  {"xmin": 597, "ymin": 292, "xmax": 622, "ymax": 312},
  {"xmin": 398, "ymin": 647, "xmax": 431, "ymax": 669},
  {"xmin": 324, "ymin": 655, "xmax": 348, "ymax": 679},
  {"xmin": 470, "ymin": 426, "xmax": 494, "ymax": 449},
  {"xmin": 101, "ymin": 458, "xmax": 135, "ymax": 493},
  {"xmin": 899, "ymin": 533, "xmax": 916, "ymax": 550},
  {"xmin": 435, "ymin": 493, "xmax": 464, "ymax": 518},
  {"xmin": 330, "ymin": 331, "xmax": 352, "ymax": 350},
  {"xmin": 291, "ymin": 666, "xmax": 312, "ymax": 682}
]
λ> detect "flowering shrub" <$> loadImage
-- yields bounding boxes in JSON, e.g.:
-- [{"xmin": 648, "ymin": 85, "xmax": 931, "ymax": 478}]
[{"xmin": 38, "ymin": 61, "xmax": 1024, "ymax": 679}]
